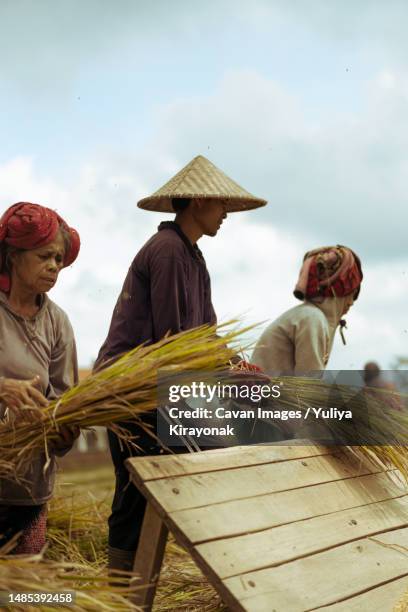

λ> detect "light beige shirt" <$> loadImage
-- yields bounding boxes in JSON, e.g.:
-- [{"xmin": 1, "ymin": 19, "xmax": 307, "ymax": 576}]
[
  {"xmin": 0, "ymin": 291, "xmax": 78, "ymax": 505},
  {"xmin": 252, "ymin": 299, "xmax": 347, "ymax": 376}
]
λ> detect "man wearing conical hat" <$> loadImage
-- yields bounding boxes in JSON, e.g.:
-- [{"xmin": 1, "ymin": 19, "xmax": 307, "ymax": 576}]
[{"xmin": 93, "ymin": 155, "xmax": 266, "ymax": 575}]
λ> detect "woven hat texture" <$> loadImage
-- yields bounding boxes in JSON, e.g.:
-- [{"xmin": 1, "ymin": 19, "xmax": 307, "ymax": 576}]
[{"xmin": 137, "ymin": 155, "xmax": 267, "ymax": 212}]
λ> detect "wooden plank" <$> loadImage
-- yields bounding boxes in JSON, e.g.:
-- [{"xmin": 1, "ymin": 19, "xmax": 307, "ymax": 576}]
[
  {"xmin": 126, "ymin": 444, "xmax": 331, "ymax": 481},
  {"xmin": 316, "ymin": 575, "xmax": 408, "ymax": 611},
  {"xmin": 130, "ymin": 503, "xmax": 168, "ymax": 611},
  {"xmin": 195, "ymin": 495, "xmax": 408, "ymax": 578},
  {"xmin": 223, "ymin": 526, "xmax": 408, "ymax": 612},
  {"xmin": 169, "ymin": 471, "xmax": 403, "ymax": 543},
  {"xmin": 141, "ymin": 454, "xmax": 379, "ymax": 513}
]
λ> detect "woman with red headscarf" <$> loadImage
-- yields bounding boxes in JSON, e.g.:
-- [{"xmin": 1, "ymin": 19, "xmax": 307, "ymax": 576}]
[
  {"xmin": 0, "ymin": 202, "xmax": 80, "ymax": 554},
  {"xmin": 252, "ymin": 245, "xmax": 363, "ymax": 376}
]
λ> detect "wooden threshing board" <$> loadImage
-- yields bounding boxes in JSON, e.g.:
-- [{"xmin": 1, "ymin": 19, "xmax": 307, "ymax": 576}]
[{"xmin": 126, "ymin": 444, "xmax": 408, "ymax": 611}]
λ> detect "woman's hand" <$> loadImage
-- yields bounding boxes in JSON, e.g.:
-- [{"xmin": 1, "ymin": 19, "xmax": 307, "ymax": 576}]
[{"xmin": 0, "ymin": 376, "xmax": 48, "ymax": 421}]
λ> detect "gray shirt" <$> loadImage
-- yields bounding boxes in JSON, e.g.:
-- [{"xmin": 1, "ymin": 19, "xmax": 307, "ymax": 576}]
[{"xmin": 0, "ymin": 291, "xmax": 78, "ymax": 505}]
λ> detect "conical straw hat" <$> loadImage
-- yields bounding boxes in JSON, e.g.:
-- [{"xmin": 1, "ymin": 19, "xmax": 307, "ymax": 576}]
[{"xmin": 137, "ymin": 155, "xmax": 267, "ymax": 212}]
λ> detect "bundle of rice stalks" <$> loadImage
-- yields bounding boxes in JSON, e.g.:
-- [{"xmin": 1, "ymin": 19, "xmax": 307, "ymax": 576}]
[
  {"xmin": 0, "ymin": 321, "xmax": 249, "ymax": 479},
  {"xmin": 2, "ymin": 316, "xmax": 408, "ymax": 485},
  {"xmin": 270, "ymin": 375, "xmax": 408, "ymax": 481},
  {"xmin": 0, "ymin": 554, "xmax": 141, "ymax": 611}
]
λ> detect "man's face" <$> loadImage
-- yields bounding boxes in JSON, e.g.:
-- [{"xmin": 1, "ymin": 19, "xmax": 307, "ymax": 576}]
[{"xmin": 192, "ymin": 199, "xmax": 227, "ymax": 237}]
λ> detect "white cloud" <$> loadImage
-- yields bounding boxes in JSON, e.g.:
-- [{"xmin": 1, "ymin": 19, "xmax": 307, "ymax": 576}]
[
  {"xmin": 141, "ymin": 67, "xmax": 408, "ymax": 260},
  {"xmin": 0, "ymin": 158, "xmax": 67, "ymax": 205},
  {"xmin": 201, "ymin": 214, "xmax": 306, "ymax": 321},
  {"xmin": 205, "ymin": 216, "xmax": 408, "ymax": 370},
  {"xmin": 1, "ymin": 154, "xmax": 408, "ymax": 371},
  {"xmin": 0, "ymin": 156, "xmax": 164, "ymax": 366},
  {"xmin": 3, "ymin": 43, "xmax": 408, "ymax": 371},
  {"xmin": 376, "ymin": 71, "xmax": 398, "ymax": 90},
  {"xmin": 329, "ymin": 259, "xmax": 408, "ymax": 369}
]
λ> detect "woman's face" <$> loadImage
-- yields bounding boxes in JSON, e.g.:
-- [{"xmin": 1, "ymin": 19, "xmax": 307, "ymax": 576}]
[
  {"xmin": 341, "ymin": 293, "xmax": 355, "ymax": 316},
  {"xmin": 10, "ymin": 230, "xmax": 65, "ymax": 294}
]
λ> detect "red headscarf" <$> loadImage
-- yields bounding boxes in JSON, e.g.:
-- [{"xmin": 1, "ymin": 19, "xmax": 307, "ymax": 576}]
[
  {"xmin": 294, "ymin": 245, "xmax": 363, "ymax": 302},
  {"xmin": 0, "ymin": 202, "xmax": 80, "ymax": 292}
]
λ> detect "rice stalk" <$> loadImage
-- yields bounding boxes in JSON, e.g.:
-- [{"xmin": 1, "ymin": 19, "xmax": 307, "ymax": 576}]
[
  {"xmin": 154, "ymin": 540, "xmax": 226, "ymax": 611},
  {"xmin": 46, "ymin": 493, "xmax": 109, "ymax": 565},
  {"xmin": 0, "ymin": 553, "xmax": 141, "ymax": 611},
  {"xmin": 1, "ymin": 494, "xmax": 139, "ymax": 610},
  {"xmin": 0, "ymin": 321, "xmax": 251, "ymax": 479},
  {"xmin": 46, "ymin": 494, "xmax": 224, "ymax": 611},
  {"xmin": 268, "ymin": 375, "xmax": 408, "ymax": 482},
  {"xmin": 2, "ymin": 324, "xmax": 408, "ymax": 484},
  {"xmin": 394, "ymin": 586, "xmax": 408, "ymax": 612}
]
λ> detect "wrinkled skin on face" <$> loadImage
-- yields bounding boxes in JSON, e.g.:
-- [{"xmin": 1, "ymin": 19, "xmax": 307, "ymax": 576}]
[
  {"xmin": 10, "ymin": 230, "xmax": 66, "ymax": 295},
  {"xmin": 191, "ymin": 199, "xmax": 227, "ymax": 237},
  {"xmin": 2, "ymin": 230, "xmax": 74, "ymax": 426}
]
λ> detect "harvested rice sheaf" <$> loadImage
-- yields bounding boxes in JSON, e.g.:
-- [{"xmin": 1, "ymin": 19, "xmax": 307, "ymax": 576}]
[
  {"xmin": 0, "ymin": 321, "xmax": 249, "ymax": 479},
  {"xmin": 2, "ymin": 319, "xmax": 408, "ymax": 484},
  {"xmin": 0, "ymin": 542, "xmax": 224, "ymax": 612},
  {"xmin": 271, "ymin": 375, "xmax": 408, "ymax": 481},
  {"xmin": 0, "ymin": 553, "xmax": 141, "ymax": 611}
]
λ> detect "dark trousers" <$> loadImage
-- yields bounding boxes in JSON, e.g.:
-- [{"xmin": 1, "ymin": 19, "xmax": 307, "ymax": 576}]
[
  {"xmin": 108, "ymin": 413, "xmax": 166, "ymax": 552},
  {"xmin": 108, "ymin": 412, "xmax": 230, "ymax": 552}
]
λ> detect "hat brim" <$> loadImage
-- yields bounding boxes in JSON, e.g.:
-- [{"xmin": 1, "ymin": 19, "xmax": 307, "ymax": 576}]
[{"xmin": 137, "ymin": 195, "xmax": 267, "ymax": 213}]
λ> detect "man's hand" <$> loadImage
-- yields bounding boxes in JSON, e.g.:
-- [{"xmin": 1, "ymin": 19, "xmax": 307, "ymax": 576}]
[
  {"xmin": 51, "ymin": 425, "xmax": 80, "ymax": 451},
  {"xmin": 0, "ymin": 376, "xmax": 48, "ymax": 422}
]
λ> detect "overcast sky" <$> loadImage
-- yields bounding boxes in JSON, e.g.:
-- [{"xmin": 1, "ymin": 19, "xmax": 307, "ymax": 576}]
[{"xmin": 1, "ymin": 1, "xmax": 408, "ymax": 370}]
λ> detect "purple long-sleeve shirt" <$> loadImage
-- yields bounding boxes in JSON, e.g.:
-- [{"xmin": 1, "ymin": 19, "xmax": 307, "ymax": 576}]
[{"xmin": 95, "ymin": 222, "xmax": 217, "ymax": 369}]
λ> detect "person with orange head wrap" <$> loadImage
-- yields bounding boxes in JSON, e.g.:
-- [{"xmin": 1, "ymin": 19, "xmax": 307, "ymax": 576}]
[
  {"xmin": 0, "ymin": 202, "xmax": 80, "ymax": 555},
  {"xmin": 252, "ymin": 245, "xmax": 363, "ymax": 376}
]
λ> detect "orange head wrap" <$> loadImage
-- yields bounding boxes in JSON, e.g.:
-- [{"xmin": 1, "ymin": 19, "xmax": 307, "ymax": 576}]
[
  {"xmin": 0, "ymin": 202, "xmax": 80, "ymax": 292},
  {"xmin": 294, "ymin": 245, "xmax": 363, "ymax": 302}
]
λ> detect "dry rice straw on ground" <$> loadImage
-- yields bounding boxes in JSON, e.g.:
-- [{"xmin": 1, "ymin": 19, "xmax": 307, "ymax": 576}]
[{"xmin": 46, "ymin": 493, "xmax": 224, "ymax": 611}]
